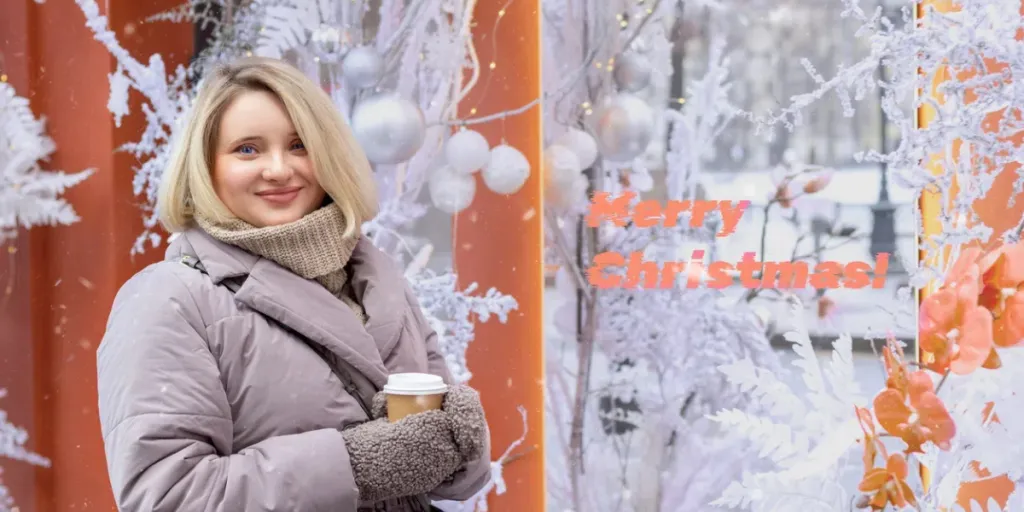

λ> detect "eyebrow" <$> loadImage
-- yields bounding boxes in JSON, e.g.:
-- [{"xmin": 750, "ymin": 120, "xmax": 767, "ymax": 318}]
[{"xmin": 223, "ymin": 132, "xmax": 301, "ymax": 149}]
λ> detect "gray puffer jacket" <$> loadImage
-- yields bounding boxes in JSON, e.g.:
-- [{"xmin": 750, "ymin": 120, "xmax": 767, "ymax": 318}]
[{"xmin": 97, "ymin": 228, "xmax": 491, "ymax": 511}]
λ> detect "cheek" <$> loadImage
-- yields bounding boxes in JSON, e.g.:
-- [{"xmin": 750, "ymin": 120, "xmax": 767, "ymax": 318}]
[
  {"xmin": 295, "ymin": 158, "xmax": 325, "ymax": 194},
  {"xmin": 213, "ymin": 157, "xmax": 259, "ymax": 196}
]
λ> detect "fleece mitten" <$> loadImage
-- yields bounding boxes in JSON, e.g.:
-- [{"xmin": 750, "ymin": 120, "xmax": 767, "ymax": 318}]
[
  {"xmin": 341, "ymin": 412, "xmax": 462, "ymax": 503},
  {"xmin": 369, "ymin": 384, "xmax": 489, "ymax": 463},
  {"xmin": 440, "ymin": 384, "xmax": 489, "ymax": 462}
]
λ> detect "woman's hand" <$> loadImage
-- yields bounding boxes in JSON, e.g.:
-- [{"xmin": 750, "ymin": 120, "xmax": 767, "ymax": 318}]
[
  {"xmin": 440, "ymin": 384, "xmax": 488, "ymax": 463},
  {"xmin": 341, "ymin": 412, "xmax": 462, "ymax": 503},
  {"xmin": 369, "ymin": 384, "xmax": 489, "ymax": 464}
]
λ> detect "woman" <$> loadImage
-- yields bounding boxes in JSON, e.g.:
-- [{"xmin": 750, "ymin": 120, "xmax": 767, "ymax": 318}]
[{"xmin": 97, "ymin": 57, "xmax": 491, "ymax": 511}]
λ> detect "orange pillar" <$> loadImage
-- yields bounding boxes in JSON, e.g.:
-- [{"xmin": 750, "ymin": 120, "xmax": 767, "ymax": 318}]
[
  {"xmin": 0, "ymin": 0, "xmax": 190, "ymax": 509},
  {"xmin": 454, "ymin": 0, "xmax": 546, "ymax": 510},
  {"xmin": 918, "ymin": 0, "xmax": 1018, "ymax": 507},
  {"xmin": 0, "ymin": 2, "xmax": 44, "ymax": 507}
]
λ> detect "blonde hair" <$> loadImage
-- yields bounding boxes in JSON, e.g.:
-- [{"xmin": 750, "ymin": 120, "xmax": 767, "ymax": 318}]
[{"xmin": 156, "ymin": 56, "xmax": 377, "ymax": 237}]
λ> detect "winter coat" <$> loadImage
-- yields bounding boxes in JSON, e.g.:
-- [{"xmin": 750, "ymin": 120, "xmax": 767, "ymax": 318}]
[{"xmin": 96, "ymin": 228, "xmax": 492, "ymax": 511}]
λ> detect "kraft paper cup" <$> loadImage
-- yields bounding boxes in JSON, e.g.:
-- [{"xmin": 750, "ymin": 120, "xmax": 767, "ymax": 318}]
[{"xmin": 383, "ymin": 373, "xmax": 448, "ymax": 423}]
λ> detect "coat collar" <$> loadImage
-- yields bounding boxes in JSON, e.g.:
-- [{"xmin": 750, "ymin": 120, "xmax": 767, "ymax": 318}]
[{"xmin": 166, "ymin": 228, "xmax": 408, "ymax": 389}]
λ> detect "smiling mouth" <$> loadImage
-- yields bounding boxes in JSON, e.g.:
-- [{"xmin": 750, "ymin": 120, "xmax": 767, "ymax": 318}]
[{"xmin": 256, "ymin": 187, "xmax": 302, "ymax": 204}]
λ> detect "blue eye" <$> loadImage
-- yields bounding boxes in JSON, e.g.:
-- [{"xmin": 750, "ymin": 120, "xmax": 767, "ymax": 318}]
[
  {"xmin": 291, "ymin": 141, "xmax": 306, "ymax": 151},
  {"xmin": 237, "ymin": 144, "xmax": 257, "ymax": 155}
]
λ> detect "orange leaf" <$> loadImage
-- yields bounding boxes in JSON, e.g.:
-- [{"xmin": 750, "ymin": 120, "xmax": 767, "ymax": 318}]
[
  {"xmin": 869, "ymin": 488, "xmax": 889, "ymax": 509},
  {"xmin": 897, "ymin": 478, "xmax": 918, "ymax": 506},
  {"xmin": 907, "ymin": 371, "xmax": 936, "ymax": 404},
  {"xmin": 886, "ymin": 453, "xmax": 909, "ymax": 479},
  {"xmin": 920, "ymin": 289, "xmax": 957, "ymax": 336},
  {"xmin": 994, "ymin": 292, "xmax": 1024, "ymax": 347},
  {"xmin": 858, "ymin": 468, "xmax": 888, "ymax": 492},
  {"xmin": 950, "ymin": 306, "xmax": 994, "ymax": 375},
  {"xmin": 874, "ymin": 389, "xmax": 911, "ymax": 435},
  {"xmin": 982, "ymin": 347, "xmax": 1003, "ymax": 369},
  {"xmin": 984, "ymin": 243, "xmax": 1024, "ymax": 288},
  {"xmin": 948, "ymin": 247, "xmax": 983, "ymax": 283},
  {"xmin": 915, "ymin": 393, "xmax": 956, "ymax": 449}
]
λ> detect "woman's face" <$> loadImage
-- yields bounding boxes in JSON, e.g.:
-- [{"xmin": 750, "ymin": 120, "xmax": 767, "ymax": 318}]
[{"xmin": 212, "ymin": 89, "xmax": 326, "ymax": 227}]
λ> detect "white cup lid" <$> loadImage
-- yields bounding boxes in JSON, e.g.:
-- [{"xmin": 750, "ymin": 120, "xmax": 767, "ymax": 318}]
[{"xmin": 383, "ymin": 373, "xmax": 448, "ymax": 395}]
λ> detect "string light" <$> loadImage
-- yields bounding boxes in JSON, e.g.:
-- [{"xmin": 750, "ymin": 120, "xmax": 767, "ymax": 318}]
[
  {"xmin": 0, "ymin": 74, "xmax": 6, "ymax": 83},
  {"xmin": 489, "ymin": 61, "xmax": 496, "ymax": 69},
  {"xmin": 498, "ymin": 9, "xmax": 505, "ymax": 17}
]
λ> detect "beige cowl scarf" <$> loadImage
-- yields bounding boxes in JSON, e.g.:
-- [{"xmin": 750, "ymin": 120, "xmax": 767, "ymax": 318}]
[{"xmin": 195, "ymin": 204, "xmax": 366, "ymax": 323}]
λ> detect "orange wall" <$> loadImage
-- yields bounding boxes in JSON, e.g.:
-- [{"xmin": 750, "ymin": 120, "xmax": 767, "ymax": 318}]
[
  {"xmin": 455, "ymin": 0, "xmax": 547, "ymax": 510},
  {"xmin": 0, "ymin": 0, "xmax": 191, "ymax": 509}
]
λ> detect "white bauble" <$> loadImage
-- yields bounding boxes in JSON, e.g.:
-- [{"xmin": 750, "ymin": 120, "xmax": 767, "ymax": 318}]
[
  {"xmin": 445, "ymin": 129, "xmax": 491, "ymax": 175},
  {"xmin": 594, "ymin": 93, "xmax": 655, "ymax": 162},
  {"xmin": 342, "ymin": 46, "xmax": 384, "ymax": 89},
  {"xmin": 351, "ymin": 93, "xmax": 426, "ymax": 164},
  {"xmin": 612, "ymin": 53, "xmax": 653, "ymax": 93},
  {"xmin": 547, "ymin": 173, "xmax": 589, "ymax": 210},
  {"xmin": 482, "ymin": 144, "xmax": 531, "ymax": 195},
  {"xmin": 544, "ymin": 144, "xmax": 582, "ymax": 191},
  {"xmin": 429, "ymin": 165, "xmax": 476, "ymax": 214},
  {"xmin": 555, "ymin": 128, "xmax": 599, "ymax": 169}
]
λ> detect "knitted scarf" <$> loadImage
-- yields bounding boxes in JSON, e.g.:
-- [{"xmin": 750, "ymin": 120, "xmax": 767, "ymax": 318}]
[{"xmin": 196, "ymin": 204, "xmax": 365, "ymax": 322}]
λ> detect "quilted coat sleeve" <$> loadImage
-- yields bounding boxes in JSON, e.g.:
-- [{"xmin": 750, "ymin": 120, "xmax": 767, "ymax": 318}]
[
  {"xmin": 97, "ymin": 264, "xmax": 360, "ymax": 512},
  {"xmin": 398, "ymin": 285, "xmax": 493, "ymax": 502}
]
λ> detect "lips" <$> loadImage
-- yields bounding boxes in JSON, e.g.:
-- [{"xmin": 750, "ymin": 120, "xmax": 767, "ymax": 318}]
[{"xmin": 256, "ymin": 187, "xmax": 302, "ymax": 204}]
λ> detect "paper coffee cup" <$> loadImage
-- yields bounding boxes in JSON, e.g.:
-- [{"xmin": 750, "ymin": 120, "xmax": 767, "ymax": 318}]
[{"xmin": 383, "ymin": 373, "xmax": 448, "ymax": 423}]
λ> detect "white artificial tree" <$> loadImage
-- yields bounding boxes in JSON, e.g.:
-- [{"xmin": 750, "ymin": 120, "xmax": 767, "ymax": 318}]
[
  {"xmin": 541, "ymin": 1, "xmax": 786, "ymax": 510},
  {"xmin": 0, "ymin": 81, "xmax": 93, "ymax": 242},
  {"xmin": 707, "ymin": 0, "xmax": 1024, "ymax": 510},
  {"xmin": 0, "ymin": 389, "xmax": 52, "ymax": 512},
  {"xmin": 75, "ymin": 0, "xmax": 533, "ymax": 506}
]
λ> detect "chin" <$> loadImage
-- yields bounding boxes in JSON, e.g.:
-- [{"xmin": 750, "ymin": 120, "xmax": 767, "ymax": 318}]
[{"xmin": 251, "ymin": 210, "xmax": 307, "ymax": 227}]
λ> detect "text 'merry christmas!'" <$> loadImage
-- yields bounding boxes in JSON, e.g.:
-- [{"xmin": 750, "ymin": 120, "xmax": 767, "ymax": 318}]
[{"xmin": 585, "ymin": 192, "xmax": 890, "ymax": 290}]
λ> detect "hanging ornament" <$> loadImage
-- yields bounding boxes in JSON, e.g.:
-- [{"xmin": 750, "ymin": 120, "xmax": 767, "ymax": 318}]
[
  {"xmin": 311, "ymin": 25, "xmax": 350, "ymax": 63},
  {"xmin": 594, "ymin": 93, "xmax": 655, "ymax": 163},
  {"xmin": 429, "ymin": 165, "xmax": 476, "ymax": 213},
  {"xmin": 555, "ymin": 128, "xmax": 599, "ymax": 170},
  {"xmin": 342, "ymin": 46, "xmax": 384, "ymax": 89},
  {"xmin": 612, "ymin": 53, "xmax": 653, "ymax": 93},
  {"xmin": 482, "ymin": 144, "xmax": 530, "ymax": 195},
  {"xmin": 351, "ymin": 93, "xmax": 426, "ymax": 164},
  {"xmin": 548, "ymin": 173, "xmax": 589, "ymax": 210},
  {"xmin": 544, "ymin": 144, "xmax": 583, "ymax": 192},
  {"xmin": 445, "ymin": 129, "xmax": 491, "ymax": 175}
]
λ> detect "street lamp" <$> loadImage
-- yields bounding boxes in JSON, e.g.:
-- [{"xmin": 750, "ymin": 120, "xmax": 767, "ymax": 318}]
[{"xmin": 869, "ymin": 3, "xmax": 903, "ymax": 274}]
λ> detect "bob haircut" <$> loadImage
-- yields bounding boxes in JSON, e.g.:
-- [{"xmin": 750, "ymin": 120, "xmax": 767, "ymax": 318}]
[{"xmin": 156, "ymin": 56, "xmax": 377, "ymax": 237}]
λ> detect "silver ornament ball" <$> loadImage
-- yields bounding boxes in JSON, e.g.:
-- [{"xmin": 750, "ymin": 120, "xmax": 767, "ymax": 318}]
[
  {"xmin": 342, "ymin": 46, "xmax": 384, "ymax": 89},
  {"xmin": 555, "ymin": 128, "xmax": 599, "ymax": 170},
  {"xmin": 445, "ymin": 129, "xmax": 491, "ymax": 175},
  {"xmin": 351, "ymin": 93, "xmax": 426, "ymax": 165},
  {"xmin": 594, "ymin": 93, "xmax": 655, "ymax": 163},
  {"xmin": 613, "ymin": 53, "xmax": 653, "ymax": 93},
  {"xmin": 483, "ymin": 144, "xmax": 531, "ymax": 195},
  {"xmin": 429, "ymin": 165, "xmax": 477, "ymax": 214}
]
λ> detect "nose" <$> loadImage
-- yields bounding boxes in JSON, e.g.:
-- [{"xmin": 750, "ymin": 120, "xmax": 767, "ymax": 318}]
[{"xmin": 261, "ymin": 151, "xmax": 293, "ymax": 182}]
